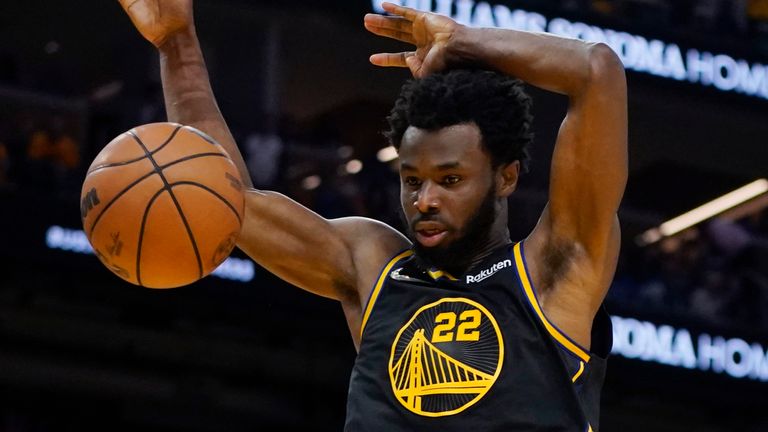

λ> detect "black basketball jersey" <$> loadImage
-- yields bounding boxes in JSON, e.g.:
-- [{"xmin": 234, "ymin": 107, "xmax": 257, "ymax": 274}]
[{"xmin": 344, "ymin": 242, "xmax": 612, "ymax": 432}]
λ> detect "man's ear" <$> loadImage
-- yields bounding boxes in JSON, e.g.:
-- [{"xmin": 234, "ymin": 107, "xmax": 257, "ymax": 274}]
[{"xmin": 496, "ymin": 160, "xmax": 520, "ymax": 198}]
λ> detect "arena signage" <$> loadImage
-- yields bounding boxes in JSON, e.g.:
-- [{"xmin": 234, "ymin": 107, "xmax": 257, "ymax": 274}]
[
  {"xmin": 372, "ymin": 0, "xmax": 768, "ymax": 101},
  {"xmin": 611, "ymin": 315, "xmax": 768, "ymax": 382},
  {"xmin": 44, "ymin": 225, "xmax": 255, "ymax": 283}
]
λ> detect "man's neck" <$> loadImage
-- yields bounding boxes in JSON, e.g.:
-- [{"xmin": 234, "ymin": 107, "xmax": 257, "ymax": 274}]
[{"xmin": 460, "ymin": 233, "xmax": 512, "ymax": 274}]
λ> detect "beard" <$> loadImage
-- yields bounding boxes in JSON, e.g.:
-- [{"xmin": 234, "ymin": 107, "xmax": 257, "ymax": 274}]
[{"xmin": 403, "ymin": 185, "xmax": 497, "ymax": 275}]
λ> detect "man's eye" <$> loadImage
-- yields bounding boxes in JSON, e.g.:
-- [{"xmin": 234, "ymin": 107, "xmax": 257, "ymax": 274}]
[
  {"xmin": 405, "ymin": 177, "xmax": 421, "ymax": 186},
  {"xmin": 443, "ymin": 175, "xmax": 461, "ymax": 185}
]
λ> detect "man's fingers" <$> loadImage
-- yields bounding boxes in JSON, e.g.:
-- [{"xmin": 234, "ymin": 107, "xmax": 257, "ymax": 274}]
[
  {"xmin": 380, "ymin": 1, "xmax": 420, "ymax": 21},
  {"xmin": 364, "ymin": 14, "xmax": 413, "ymax": 33},
  {"xmin": 369, "ymin": 52, "xmax": 415, "ymax": 68},
  {"xmin": 364, "ymin": 22, "xmax": 416, "ymax": 45},
  {"xmin": 117, "ymin": 0, "xmax": 142, "ymax": 12},
  {"xmin": 363, "ymin": 15, "xmax": 415, "ymax": 44}
]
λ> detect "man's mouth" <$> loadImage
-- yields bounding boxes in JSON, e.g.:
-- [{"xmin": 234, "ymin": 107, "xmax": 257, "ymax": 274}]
[{"xmin": 415, "ymin": 228, "xmax": 448, "ymax": 247}]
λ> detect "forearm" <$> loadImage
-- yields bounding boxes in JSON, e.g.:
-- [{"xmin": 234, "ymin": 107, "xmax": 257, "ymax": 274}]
[
  {"xmin": 448, "ymin": 26, "xmax": 618, "ymax": 96},
  {"xmin": 158, "ymin": 27, "xmax": 254, "ymax": 188}
]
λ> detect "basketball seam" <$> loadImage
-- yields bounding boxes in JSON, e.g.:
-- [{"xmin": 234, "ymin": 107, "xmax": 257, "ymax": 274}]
[
  {"xmin": 136, "ymin": 187, "xmax": 170, "ymax": 286},
  {"xmin": 129, "ymin": 127, "xmax": 204, "ymax": 282},
  {"xmin": 87, "ymin": 155, "xmax": 149, "ymax": 174},
  {"xmin": 86, "ymin": 153, "xmax": 230, "ymax": 236},
  {"xmin": 169, "ymin": 181, "xmax": 243, "ymax": 225},
  {"xmin": 86, "ymin": 126, "xmax": 184, "ymax": 175},
  {"xmin": 158, "ymin": 152, "xmax": 228, "ymax": 168},
  {"xmin": 88, "ymin": 170, "xmax": 157, "ymax": 237},
  {"xmin": 183, "ymin": 126, "xmax": 218, "ymax": 145}
]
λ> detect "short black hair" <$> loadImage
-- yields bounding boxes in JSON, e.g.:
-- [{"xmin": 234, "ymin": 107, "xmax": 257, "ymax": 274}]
[{"xmin": 385, "ymin": 69, "xmax": 532, "ymax": 171}]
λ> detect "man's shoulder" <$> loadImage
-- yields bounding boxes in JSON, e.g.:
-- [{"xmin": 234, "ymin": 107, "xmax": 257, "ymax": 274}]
[{"xmin": 331, "ymin": 216, "xmax": 411, "ymax": 279}]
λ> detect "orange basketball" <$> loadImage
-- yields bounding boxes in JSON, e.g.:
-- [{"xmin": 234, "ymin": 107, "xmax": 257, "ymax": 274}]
[{"xmin": 80, "ymin": 122, "xmax": 245, "ymax": 288}]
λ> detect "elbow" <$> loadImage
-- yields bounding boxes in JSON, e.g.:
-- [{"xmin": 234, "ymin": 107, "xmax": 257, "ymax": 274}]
[{"xmin": 586, "ymin": 43, "xmax": 626, "ymax": 87}]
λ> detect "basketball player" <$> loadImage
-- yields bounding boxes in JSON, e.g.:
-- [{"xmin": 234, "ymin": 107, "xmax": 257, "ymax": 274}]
[{"xmin": 119, "ymin": 0, "xmax": 626, "ymax": 430}]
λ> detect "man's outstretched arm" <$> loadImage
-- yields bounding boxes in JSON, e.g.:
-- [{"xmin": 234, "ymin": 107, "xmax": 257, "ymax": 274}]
[{"xmin": 118, "ymin": 0, "xmax": 410, "ymax": 319}]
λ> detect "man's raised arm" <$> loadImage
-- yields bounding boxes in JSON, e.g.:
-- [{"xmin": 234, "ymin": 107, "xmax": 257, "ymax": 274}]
[
  {"xmin": 446, "ymin": 21, "xmax": 628, "ymax": 303},
  {"xmin": 118, "ymin": 0, "xmax": 410, "ymax": 320}
]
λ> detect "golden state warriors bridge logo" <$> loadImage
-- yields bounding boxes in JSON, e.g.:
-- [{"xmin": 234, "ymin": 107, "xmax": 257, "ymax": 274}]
[{"xmin": 388, "ymin": 298, "xmax": 504, "ymax": 417}]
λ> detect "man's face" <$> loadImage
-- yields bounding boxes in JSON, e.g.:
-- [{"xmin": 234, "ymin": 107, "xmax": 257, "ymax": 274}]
[{"xmin": 398, "ymin": 123, "xmax": 498, "ymax": 271}]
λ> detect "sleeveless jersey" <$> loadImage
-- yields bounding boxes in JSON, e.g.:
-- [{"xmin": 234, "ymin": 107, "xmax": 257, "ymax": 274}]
[{"xmin": 344, "ymin": 242, "xmax": 612, "ymax": 432}]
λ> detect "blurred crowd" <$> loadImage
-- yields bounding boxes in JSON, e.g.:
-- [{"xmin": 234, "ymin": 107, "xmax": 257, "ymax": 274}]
[
  {"xmin": 229, "ymin": 114, "xmax": 402, "ymax": 228},
  {"xmin": 611, "ymin": 213, "xmax": 768, "ymax": 332},
  {"xmin": 0, "ymin": 112, "xmax": 84, "ymax": 198}
]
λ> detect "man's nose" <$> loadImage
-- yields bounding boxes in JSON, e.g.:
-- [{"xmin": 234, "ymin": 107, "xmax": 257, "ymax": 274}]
[{"xmin": 414, "ymin": 181, "xmax": 440, "ymax": 214}]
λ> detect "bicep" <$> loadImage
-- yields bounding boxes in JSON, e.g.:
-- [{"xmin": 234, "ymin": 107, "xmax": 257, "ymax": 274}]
[
  {"xmin": 236, "ymin": 189, "xmax": 409, "ymax": 301},
  {"xmin": 546, "ymin": 44, "xmax": 627, "ymax": 256},
  {"xmin": 235, "ymin": 189, "xmax": 354, "ymax": 300}
]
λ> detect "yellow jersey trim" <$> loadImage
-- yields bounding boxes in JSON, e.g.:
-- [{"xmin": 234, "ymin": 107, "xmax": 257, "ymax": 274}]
[
  {"xmin": 571, "ymin": 361, "xmax": 585, "ymax": 382},
  {"xmin": 427, "ymin": 269, "xmax": 458, "ymax": 281},
  {"xmin": 513, "ymin": 242, "xmax": 591, "ymax": 362},
  {"xmin": 360, "ymin": 250, "xmax": 414, "ymax": 338}
]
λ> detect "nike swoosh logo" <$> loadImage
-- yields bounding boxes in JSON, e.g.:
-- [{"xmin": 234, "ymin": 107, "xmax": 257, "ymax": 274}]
[{"xmin": 390, "ymin": 267, "xmax": 430, "ymax": 283}]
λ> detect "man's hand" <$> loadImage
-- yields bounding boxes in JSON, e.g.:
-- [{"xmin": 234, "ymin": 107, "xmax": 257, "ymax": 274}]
[
  {"xmin": 364, "ymin": 2, "xmax": 461, "ymax": 78},
  {"xmin": 118, "ymin": 0, "xmax": 193, "ymax": 48}
]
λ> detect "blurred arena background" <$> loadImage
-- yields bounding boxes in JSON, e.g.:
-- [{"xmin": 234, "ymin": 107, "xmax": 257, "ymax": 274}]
[{"xmin": 1, "ymin": 0, "xmax": 768, "ymax": 430}]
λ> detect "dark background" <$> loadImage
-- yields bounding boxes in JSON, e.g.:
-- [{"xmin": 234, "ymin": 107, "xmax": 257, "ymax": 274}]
[{"xmin": 1, "ymin": 0, "xmax": 767, "ymax": 430}]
